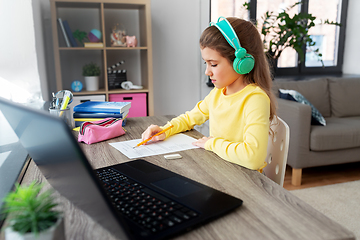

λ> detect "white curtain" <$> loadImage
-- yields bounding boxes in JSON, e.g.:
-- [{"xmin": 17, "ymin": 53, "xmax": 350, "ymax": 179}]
[{"xmin": 0, "ymin": 0, "xmax": 44, "ymax": 105}]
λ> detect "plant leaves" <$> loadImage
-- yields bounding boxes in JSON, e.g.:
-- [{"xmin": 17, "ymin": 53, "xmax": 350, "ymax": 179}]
[
  {"xmin": 1, "ymin": 181, "xmax": 60, "ymax": 235},
  {"xmin": 247, "ymin": 0, "xmax": 341, "ymax": 62}
]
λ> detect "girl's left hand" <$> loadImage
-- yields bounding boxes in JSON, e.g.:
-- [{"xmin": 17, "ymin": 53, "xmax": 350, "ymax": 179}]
[{"xmin": 192, "ymin": 136, "xmax": 213, "ymax": 148}]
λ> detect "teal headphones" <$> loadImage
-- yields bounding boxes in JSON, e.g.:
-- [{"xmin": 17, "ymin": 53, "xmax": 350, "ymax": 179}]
[{"xmin": 210, "ymin": 17, "xmax": 255, "ymax": 74}]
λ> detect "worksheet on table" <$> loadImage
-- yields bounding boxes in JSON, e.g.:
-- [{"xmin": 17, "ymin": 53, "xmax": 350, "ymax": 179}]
[{"xmin": 109, "ymin": 133, "xmax": 200, "ymax": 159}]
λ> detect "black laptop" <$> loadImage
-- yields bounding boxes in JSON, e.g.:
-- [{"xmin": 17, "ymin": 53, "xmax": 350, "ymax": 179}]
[{"xmin": 0, "ymin": 97, "xmax": 243, "ymax": 240}]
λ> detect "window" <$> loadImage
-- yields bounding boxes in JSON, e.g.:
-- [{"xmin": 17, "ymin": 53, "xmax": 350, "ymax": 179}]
[
  {"xmin": 210, "ymin": 0, "xmax": 348, "ymax": 76},
  {"xmin": 306, "ymin": 0, "xmax": 342, "ymax": 68},
  {"xmin": 306, "ymin": 35, "xmax": 324, "ymax": 66},
  {"xmin": 0, "ymin": 0, "xmax": 44, "ymax": 227},
  {"xmin": 211, "ymin": 0, "xmax": 250, "ymax": 21}
]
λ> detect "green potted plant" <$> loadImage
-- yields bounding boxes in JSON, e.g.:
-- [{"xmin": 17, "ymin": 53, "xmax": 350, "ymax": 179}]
[
  {"xmin": 82, "ymin": 62, "xmax": 101, "ymax": 91},
  {"xmin": 244, "ymin": 1, "xmax": 340, "ymax": 72},
  {"xmin": 1, "ymin": 181, "xmax": 64, "ymax": 240},
  {"xmin": 73, "ymin": 29, "xmax": 88, "ymax": 46}
]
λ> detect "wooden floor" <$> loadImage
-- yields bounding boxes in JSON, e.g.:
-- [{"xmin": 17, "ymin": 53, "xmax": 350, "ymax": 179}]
[{"xmin": 283, "ymin": 161, "xmax": 360, "ymax": 191}]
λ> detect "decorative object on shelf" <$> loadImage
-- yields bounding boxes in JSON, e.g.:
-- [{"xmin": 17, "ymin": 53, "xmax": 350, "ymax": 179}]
[
  {"xmin": 88, "ymin": 29, "xmax": 102, "ymax": 43},
  {"xmin": 83, "ymin": 62, "xmax": 101, "ymax": 91},
  {"xmin": 121, "ymin": 81, "xmax": 143, "ymax": 90},
  {"xmin": 71, "ymin": 80, "xmax": 83, "ymax": 92},
  {"xmin": 243, "ymin": 1, "xmax": 341, "ymax": 69},
  {"xmin": 107, "ymin": 60, "xmax": 126, "ymax": 90},
  {"xmin": 1, "ymin": 181, "xmax": 64, "ymax": 240},
  {"xmin": 108, "ymin": 60, "xmax": 125, "ymax": 71},
  {"xmin": 126, "ymin": 35, "xmax": 138, "ymax": 47},
  {"xmin": 85, "ymin": 77, "xmax": 99, "ymax": 91},
  {"xmin": 110, "ymin": 24, "xmax": 127, "ymax": 47},
  {"xmin": 108, "ymin": 70, "xmax": 127, "ymax": 90},
  {"xmin": 73, "ymin": 29, "xmax": 88, "ymax": 46}
]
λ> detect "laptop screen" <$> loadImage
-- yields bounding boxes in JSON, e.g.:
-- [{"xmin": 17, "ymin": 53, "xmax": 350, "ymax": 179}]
[
  {"xmin": 0, "ymin": 110, "xmax": 29, "ymax": 228},
  {"xmin": 0, "ymin": 98, "xmax": 130, "ymax": 239}
]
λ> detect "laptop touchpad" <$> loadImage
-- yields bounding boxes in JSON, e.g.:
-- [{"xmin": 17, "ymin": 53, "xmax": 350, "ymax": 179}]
[{"xmin": 152, "ymin": 177, "xmax": 202, "ymax": 198}]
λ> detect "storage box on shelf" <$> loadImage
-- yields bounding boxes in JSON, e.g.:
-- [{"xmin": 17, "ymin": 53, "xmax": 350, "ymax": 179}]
[
  {"xmin": 50, "ymin": 0, "xmax": 153, "ymax": 116},
  {"xmin": 109, "ymin": 93, "xmax": 147, "ymax": 118}
]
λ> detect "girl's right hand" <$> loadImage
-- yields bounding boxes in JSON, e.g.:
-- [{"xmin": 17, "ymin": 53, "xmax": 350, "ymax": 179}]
[{"xmin": 141, "ymin": 124, "xmax": 166, "ymax": 144}]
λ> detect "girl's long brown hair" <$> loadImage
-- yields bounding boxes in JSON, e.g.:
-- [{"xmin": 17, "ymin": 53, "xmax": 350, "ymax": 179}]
[{"xmin": 200, "ymin": 17, "xmax": 276, "ymax": 122}]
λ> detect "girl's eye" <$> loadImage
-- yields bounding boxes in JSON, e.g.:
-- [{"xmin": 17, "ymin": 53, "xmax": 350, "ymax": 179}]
[{"xmin": 203, "ymin": 62, "xmax": 217, "ymax": 67}]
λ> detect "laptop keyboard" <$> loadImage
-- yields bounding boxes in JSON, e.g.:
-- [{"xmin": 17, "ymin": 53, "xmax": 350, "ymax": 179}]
[{"xmin": 96, "ymin": 168, "xmax": 198, "ymax": 235}]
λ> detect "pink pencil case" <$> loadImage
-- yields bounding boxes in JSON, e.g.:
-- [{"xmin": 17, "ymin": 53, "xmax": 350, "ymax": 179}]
[{"xmin": 78, "ymin": 118, "xmax": 125, "ymax": 144}]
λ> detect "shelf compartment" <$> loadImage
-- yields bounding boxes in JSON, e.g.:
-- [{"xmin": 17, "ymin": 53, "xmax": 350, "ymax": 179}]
[
  {"xmin": 56, "ymin": 3, "xmax": 102, "ymax": 48},
  {"xmin": 104, "ymin": 4, "xmax": 147, "ymax": 48},
  {"xmin": 59, "ymin": 50, "xmax": 104, "ymax": 90},
  {"xmin": 106, "ymin": 49, "xmax": 149, "ymax": 89}
]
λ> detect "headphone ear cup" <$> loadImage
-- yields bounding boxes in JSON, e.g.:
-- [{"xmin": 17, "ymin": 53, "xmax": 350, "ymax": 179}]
[
  {"xmin": 233, "ymin": 57, "xmax": 242, "ymax": 74},
  {"xmin": 235, "ymin": 48, "xmax": 246, "ymax": 59},
  {"xmin": 233, "ymin": 54, "xmax": 255, "ymax": 74}
]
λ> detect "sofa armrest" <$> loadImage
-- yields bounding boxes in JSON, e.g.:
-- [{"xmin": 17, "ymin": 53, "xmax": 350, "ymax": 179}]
[{"xmin": 276, "ymin": 98, "xmax": 312, "ymax": 168}]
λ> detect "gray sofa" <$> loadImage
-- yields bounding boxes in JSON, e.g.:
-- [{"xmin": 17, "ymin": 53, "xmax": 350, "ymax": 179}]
[{"xmin": 272, "ymin": 77, "xmax": 360, "ymax": 186}]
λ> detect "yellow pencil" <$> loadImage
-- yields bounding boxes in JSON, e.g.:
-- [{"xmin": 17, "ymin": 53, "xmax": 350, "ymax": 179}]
[
  {"xmin": 59, "ymin": 95, "xmax": 70, "ymax": 117},
  {"xmin": 134, "ymin": 125, "xmax": 174, "ymax": 148}
]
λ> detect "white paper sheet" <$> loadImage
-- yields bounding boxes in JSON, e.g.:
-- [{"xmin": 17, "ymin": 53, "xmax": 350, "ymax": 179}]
[{"xmin": 109, "ymin": 133, "xmax": 199, "ymax": 159}]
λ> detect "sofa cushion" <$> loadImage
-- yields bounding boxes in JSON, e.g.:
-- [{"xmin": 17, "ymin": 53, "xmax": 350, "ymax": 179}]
[
  {"xmin": 279, "ymin": 89, "xmax": 326, "ymax": 126},
  {"xmin": 273, "ymin": 78, "xmax": 331, "ymax": 117},
  {"xmin": 310, "ymin": 116, "xmax": 360, "ymax": 151},
  {"xmin": 328, "ymin": 78, "xmax": 360, "ymax": 117}
]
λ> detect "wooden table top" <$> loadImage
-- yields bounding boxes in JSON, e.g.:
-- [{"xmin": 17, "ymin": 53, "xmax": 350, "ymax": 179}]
[{"xmin": 4, "ymin": 115, "xmax": 355, "ymax": 240}]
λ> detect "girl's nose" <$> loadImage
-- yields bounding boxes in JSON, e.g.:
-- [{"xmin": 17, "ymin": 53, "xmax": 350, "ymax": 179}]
[{"xmin": 205, "ymin": 67, "xmax": 212, "ymax": 76}]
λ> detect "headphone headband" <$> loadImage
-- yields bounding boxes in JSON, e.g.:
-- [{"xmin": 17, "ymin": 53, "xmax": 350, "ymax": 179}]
[
  {"xmin": 210, "ymin": 17, "xmax": 241, "ymax": 50},
  {"xmin": 209, "ymin": 17, "xmax": 255, "ymax": 74}
]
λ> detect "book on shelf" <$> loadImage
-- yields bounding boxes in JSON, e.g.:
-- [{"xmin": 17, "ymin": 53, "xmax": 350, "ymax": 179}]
[
  {"xmin": 57, "ymin": 18, "xmax": 70, "ymax": 47},
  {"xmin": 62, "ymin": 20, "xmax": 78, "ymax": 47},
  {"xmin": 73, "ymin": 101, "xmax": 131, "ymax": 114},
  {"xmin": 84, "ymin": 42, "xmax": 104, "ymax": 48}
]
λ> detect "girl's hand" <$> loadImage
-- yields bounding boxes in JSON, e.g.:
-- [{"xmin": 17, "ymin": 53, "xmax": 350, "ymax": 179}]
[
  {"xmin": 192, "ymin": 136, "xmax": 213, "ymax": 148},
  {"xmin": 141, "ymin": 124, "xmax": 166, "ymax": 144}
]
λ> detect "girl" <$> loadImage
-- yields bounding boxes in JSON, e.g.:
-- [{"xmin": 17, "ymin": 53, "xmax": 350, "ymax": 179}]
[{"xmin": 141, "ymin": 17, "xmax": 276, "ymax": 171}]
